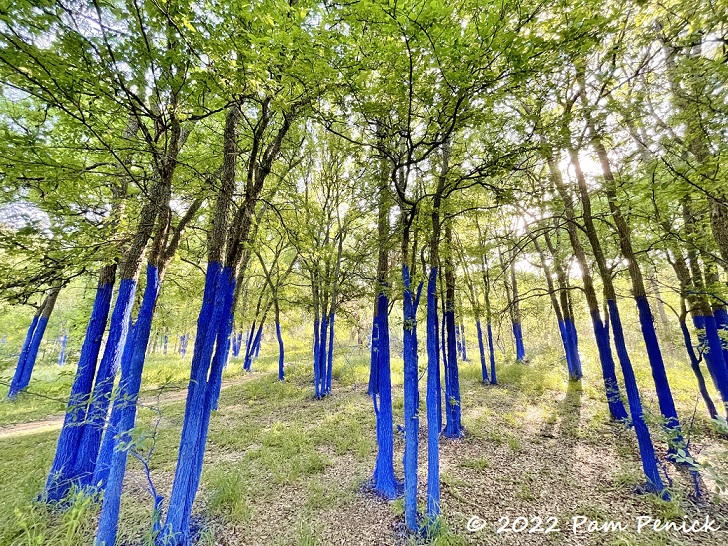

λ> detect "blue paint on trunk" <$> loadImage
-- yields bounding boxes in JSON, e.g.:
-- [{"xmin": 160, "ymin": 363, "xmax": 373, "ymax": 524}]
[
  {"xmin": 161, "ymin": 262, "xmax": 231, "ymax": 544},
  {"xmin": 95, "ymin": 265, "xmax": 160, "ymax": 546},
  {"xmin": 210, "ymin": 298, "xmax": 234, "ymax": 412},
  {"xmin": 714, "ymin": 308, "xmax": 728, "ymax": 373},
  {"xmin": 590, "ymin": 309, "xmax": 629, "ymax": 421},
  {"xmin": 557, "ymin": 319, "xmax": 574, "ymax": 378},
  {"xmin": 231, "ymin": 331, "xmax": 243, "ymax": 358},
  {"xmin": 460, "ymin": 325, "xmax": 468, "ymax": 361},
  {"xmin": 276, "ymin": 322, "xmax": 284, "ymax": 381},
  {"xmin": 315, "ymin": 316, "xmax": 328, "ymax": 398},
  {"xmin": 182, "ymin": 270, "xmax": 236, "ymax": 537},
  {"xmin": 512, "ymin": 321, "xmax": 525, "ymax": 362},
  {"xmin": 325, "ymin": 314, "xmax": 335, "ymax": 395},
  {"xmin": 313, "ymin": 317, "xmax": 321, "ymax": 393},
  {"xmin": 120, "ymin": 320, "xmax": 138, "ymax": 377},
  {"xmin": 8, "ymin": 315, "xmax": 40, "ymax": 398},
  {"xmin": 681, "ymin": 318, "xmax": 719, "ymax": 419},
  {"xmin": 487, "ymin": 321, "xmax": 497, "ymax": 385},
  {"xmin": 693, "ymin": 314, "xmax": 728, "ymax": 412},
  {"xmin": 8, "ymin": 315, "xmax": 41, "ymax": 399},
  {"xmin": 58, "ymin": 334, "xmax": 68, "ymax": 366},
  {"xmin": 443, "ymin": 309, "xmax": 462, "ymax": 438},
  {"xmin": 16, "ymin": 315, "xmax": 50, "ymax": 391},
  {"xmin": 635, "ymin": 295, "xmax": 686, "ymax": 451},
  {"xmin": 425, "ymin": 268, "xmax": 440, "ymax": 520},
  {"xmin": 367, "ymin": 317, "xmax": 378, "ymax": 395},
  {"xmin": 606, "ymin": 300, "xmax": 664, "ymax": 494},
  {"xmin": 244, "ymin": 323, "xmax": 263, "ymax": 372},
  {"xmin": 476, "ymin": 321, "xmax": 489, "ymax": 383},
  {"xmin": 72, "ymin": 278, "xmax": 137, "ymax": 488},
  {"xmin": 402, "ymin": 265, "xmax": 423, "ymax": 531},
  {"xmin": 370, "ymin": 291, "xmax": 399, "ymax": 498},
  {"xmin": 243, "ymin": 321, "xmax": 256, "ymax": 370},
  {"xmin": 179, "ymin": 334, "xmax": 189, "ymax": 358},
  {"xmin": 565, "ymin": 318, "xmax": 583, "ymax": 380},
  {"xmin": 93, "ymin": 320, "xmax": 137, "ymax": 489},
  {"xmin": 253, "ymin": 330, "xmax": 261, "ymax": 357},
  {"xmin": 43, "ymin": 281, "xmax": 114, "ymax": 502}
]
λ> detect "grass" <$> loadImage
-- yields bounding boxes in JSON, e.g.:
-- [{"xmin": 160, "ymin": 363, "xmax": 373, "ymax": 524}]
[{"xmin": 1, "ymin": 326, "xmax": 727, "ymax": 545}]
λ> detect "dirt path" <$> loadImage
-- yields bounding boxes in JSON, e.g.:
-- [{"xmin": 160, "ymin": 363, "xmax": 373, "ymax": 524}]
[{"xmin": 0, "ymin": 375, "xmax": 255, "ymax": 440}]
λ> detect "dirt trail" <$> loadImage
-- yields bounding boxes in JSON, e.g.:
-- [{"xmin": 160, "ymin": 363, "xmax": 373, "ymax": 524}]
[{"xmin": 0, "ymin": 375, "xmax": 255, "ymax": 440}]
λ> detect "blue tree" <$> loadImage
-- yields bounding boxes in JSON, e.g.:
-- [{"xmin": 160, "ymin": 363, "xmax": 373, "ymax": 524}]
[
  {"xmin": 442, "ymin": 219, "xmax": 463, "ymax": 439},
  {"xmin": 43, "ymin": 266, "xmax": 115, "ymax": 502},
  {"xmin": 8, "ymin": 286, "xmax": 60, "ymax": 399}
]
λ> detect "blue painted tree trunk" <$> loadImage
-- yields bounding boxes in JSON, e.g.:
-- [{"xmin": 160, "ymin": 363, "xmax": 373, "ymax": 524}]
[
  {"xmin": 443, "ymin": 308, "xmax": 462, "ymax": 438},
  {"xmin": 680, "ymin": 318, "xmax": 718, "ymax": 419},
  {"xmin": 71, "ymin": 278, "xmax": 138, "ymax": 489},
  {"xmin": 692, "ymin": 314, "xmax": 728, "ymax": 414},
  {"xmin": 557, "ymin": 320, "xmax": 575, "ymax": 378},
  {"xmin": 486, "ymin": 322, "xmax": 497, "ymax": 385},
  {"xmin": 95, "ymin": 265, "xmax": 161, "ymax": 546},
  {"xmin": 15, "ymin": 315, "xmax": 51, "ymax": 392},
  {"xmin": 402, "ymin": 265, "xmax": 423, "ymax": 531},
  {"xmin": 325, "ymin": 314, "xmax": 335, "ymax": 395},
  {"xmin": 179, "ymin": 334, "xmax": 189, "ymax": 357},
  {"xmin": 425, "ymin": 267, "xmax": 440, "ymax": 520},
  {"xmin": 440, "ymin": 314, "xmax": 447, "ymax": 386},
  {"xmin": 635, "ymin": 296, "xmax": 687, "ymax": 450},
  {"xmin": 58, "ymin": 334, "xmax": 68, "ymax": 366},
  {"xmin": 370, "ymin": 293, "xmax": 399, "ymax": 498},
  {"xmin": 93, "ymin": 320, "xmax": 138, "ymax": 489},
  {"xmin": 565, "ymin": 318, "xmax": 583, "ymax": 380},
  {"xmin": 243, "ymin": 323, "xmax": 263, "ymax": 372},
  {"xmin": 313, "ymin": 316, "xmax": 321, "ymax": 394},
  {"xmin": 11, "ymin": 288, "xmax": 60, "ymax": 397},
  {"xmin": 244, "ymin": 321, "xmax": 256, "ymax": 368},
  {"xmin": 590, "ymin": 310, "xmax": 629, "ymax": 421},
  {"xmin": 253, "ymin": 332, "xmax": 261, "ymax": 357},
  {"xmin": 210, "ymin": 302, "xmax": 234, "ymax": 412},
  {"xmin": 367, "ymin": 318, "xmax": 378, "ymax": 395},
  {"xmin": 512, "ymin": 321, "xmax": 525, "ymax": 363},
  {"xmin": 606, "ymin": 300, "xmax": 665, "ymax": 494},
  {"xmin": 171, "ymin": 267, "xmax": 237, "ymax": 542},
  {"xmin": 476, "ymin": 321, "xmax": 489, "ymax": 383},
  {"xmin": 161, "ymin": 262, "xmax": 233, "ymax": 544},
  {"xmin": 315, "ymin": 316, "xmax": 329, "ymax": 398},
  {"xmin": 714, "ymin": 308, "xmax": 728, "ymax": 370},
  {"xmin": 43, "ymin": 277, "xmax": 114, "ymax": 502},
  {"xmin": 460, "ymin": 323, "xmax": 468, "ymax": 362},
  {"xmin": 276, "ymin": 322, "xmax": 285, "ymax": 381},
  {"xmin": 231, "ymin": 331, "xmax": 243, "ymax": 358},
  {"xmin": 8, "ymin": 314, "xmax": 40, "ymax": 399}
]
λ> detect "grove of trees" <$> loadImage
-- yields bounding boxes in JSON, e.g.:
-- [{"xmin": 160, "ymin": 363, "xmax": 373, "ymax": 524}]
[{"xmin": 0, "ymin": 0, "xmax": 727, "ymax": 544}]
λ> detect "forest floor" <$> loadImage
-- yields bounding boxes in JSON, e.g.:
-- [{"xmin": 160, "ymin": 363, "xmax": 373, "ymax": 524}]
[{"xmin": 1, "ymin": 343, "xmax": 728, "ymax": 546}]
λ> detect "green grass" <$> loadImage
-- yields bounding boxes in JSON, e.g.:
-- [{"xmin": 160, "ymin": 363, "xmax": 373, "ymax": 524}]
[{"xmin": 205, "ymin": 469, "xmax": 255, "ymax": 524}]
